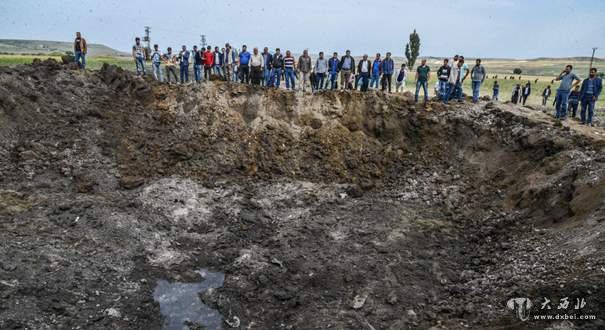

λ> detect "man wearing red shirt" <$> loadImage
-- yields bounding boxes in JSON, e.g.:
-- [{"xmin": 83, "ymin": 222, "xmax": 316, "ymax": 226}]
[{"xmin": 203, "ymin": 46, "xmax": 214, "ymax": 80}]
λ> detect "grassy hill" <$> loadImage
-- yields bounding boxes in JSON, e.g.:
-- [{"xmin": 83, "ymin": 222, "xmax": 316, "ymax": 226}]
[{"xmin": 0, "ymin": 39, "xmax": 127, "ymax": 57}]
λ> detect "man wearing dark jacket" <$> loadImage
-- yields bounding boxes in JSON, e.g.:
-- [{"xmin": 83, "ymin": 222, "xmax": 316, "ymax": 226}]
[
  {"xmin": 328, "ymin": 52, "xmax": 340, "ymax": 90},
  {"xmin": 542, "ymin": 85, "xmax": 551, "ymax": 105},
  {"xmin": 521, "ymin": 82, "xmax": 531, "ymax": 105},
  {"xmin": 381, "ymin": 52, "xmax": 395, "ymax": 92},
  {"xmin": 74, "ymin": 32, "xmax": 87, "ymax": 69},
  {"xmin": 579, "ymin": 67, "xmax": 603, "ymax": 125},
  {"xmin": 339, "ymin": 50, "xmax": 355, "ymax": 90},
  {"xmin": 262, "ymin": 47, "xmax": 273, "ymax": 86},
  {"xmin": 437, "ymin": 59, "xmax": 451, "ymax": 102},
  {"xmin": 270, "ymin": 48, "xmax": 284, "ymax": 88},
  {"xmin": 357, "ymin": 54, "xmax": 371, "ymax": 92},
  {"xmin": 193, "ymin": 45, "xmax": 203, "ymax": 82}
]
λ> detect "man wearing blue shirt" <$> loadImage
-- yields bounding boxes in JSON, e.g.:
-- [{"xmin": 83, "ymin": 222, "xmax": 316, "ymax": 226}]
[
  {"xmin": 554, "ymin": 65, "xmax": 581, "ymax": 120},
  {"xmin": 579, "ymin": 68, "xmax": 603, "ymax": 126},
  {"xmin": 238, "ymin": 45, "xmax": 251, "ymax": 83}
]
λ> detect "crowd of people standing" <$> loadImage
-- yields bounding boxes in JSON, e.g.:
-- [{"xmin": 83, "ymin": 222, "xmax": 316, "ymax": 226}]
[{"xmin": 72, "ymin": 33, "xmax": 602, "ymax": 126}]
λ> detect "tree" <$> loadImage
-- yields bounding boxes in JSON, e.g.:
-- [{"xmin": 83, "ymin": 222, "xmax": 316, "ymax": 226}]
[
  {"xmin": 513, "ymin": 68, "xmax": 523, "ymax": 74},
  {"xmin": 405, "ymin": 29, "xmax": 421, "ymax": 69}
]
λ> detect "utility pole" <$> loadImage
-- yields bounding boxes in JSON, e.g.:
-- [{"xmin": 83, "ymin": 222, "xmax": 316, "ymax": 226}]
[
  {"xmin": 589, "ymin": 47, "xmax": 598, "ymax": 73},
  {"xmin": 143, "ymin": 26, "xmax": 151, "ymax": 60},
  {"xmin": 200, "ymin": 34, "xmax": 206, "ymax": 49}
]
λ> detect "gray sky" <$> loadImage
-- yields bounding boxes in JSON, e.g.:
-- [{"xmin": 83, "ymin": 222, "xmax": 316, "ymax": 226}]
[{"xmin": 1, "ymin": 0, "xmax": 604, "ymax": 58}]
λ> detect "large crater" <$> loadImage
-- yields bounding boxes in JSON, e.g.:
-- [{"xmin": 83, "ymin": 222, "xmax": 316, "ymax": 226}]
[{"xmin": 0, "ymin": 60, "xmax": 604, "ymax": 329}]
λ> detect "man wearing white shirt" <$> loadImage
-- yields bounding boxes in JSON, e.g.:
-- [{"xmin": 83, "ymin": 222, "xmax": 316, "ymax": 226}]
[
  {"xmin": 357, "ymin": 54, "xmax": 371, "ymax": 92},
  {"xmin": 249, "ymin": 47, "xmax": 264, "ymax": 85}
]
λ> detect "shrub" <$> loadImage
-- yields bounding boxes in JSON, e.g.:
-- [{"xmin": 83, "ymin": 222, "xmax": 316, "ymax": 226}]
[{"xmin": 513, "ymin": 68, "xmax": 522, "ymax": 74}]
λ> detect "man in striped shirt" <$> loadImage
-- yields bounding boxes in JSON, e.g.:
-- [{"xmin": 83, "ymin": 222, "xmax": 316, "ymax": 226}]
[{"xmin": 284, "ymin": 50, "xmax": 296, "ymax": 90}]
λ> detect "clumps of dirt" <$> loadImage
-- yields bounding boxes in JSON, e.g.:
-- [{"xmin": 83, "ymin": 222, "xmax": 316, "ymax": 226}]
[{"xmin": 0, "ymin": 60, "xmax": 604, "ymax": 329}]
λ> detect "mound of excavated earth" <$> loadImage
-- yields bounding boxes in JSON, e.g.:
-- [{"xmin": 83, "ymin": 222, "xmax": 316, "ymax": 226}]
[{"xmin": 1, "ymin": 59, "xmax": 604, "ymax": 329}]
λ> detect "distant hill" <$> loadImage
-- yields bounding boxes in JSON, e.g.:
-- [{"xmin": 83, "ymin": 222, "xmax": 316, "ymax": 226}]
[{"xmin": 0, "ymin": 39, "xmax": 128, "ymax": 57}]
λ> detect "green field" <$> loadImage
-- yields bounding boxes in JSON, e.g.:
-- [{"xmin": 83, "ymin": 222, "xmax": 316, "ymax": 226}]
[{"xmin": 1, "ymin": 54, "xmax": 603, "ymax": 110}]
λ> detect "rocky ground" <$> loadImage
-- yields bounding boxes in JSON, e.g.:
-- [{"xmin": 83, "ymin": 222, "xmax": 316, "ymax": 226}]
[{"xmin": 0, "ymin": 59, "xmax": 604, "ymax": 329}]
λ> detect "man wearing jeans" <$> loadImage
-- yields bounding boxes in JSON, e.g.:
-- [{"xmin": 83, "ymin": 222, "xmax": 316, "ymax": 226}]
[
  {"xmin": 284, "ymin": 50, "xmax": 296, "ymax": 90},
  {"xmin": 262, "ymin": 47, "xmax": 273, "ymax": 86},
  {"xmin": 370, "ymin": 53, "xmax": 382, "ymax": 89},
  {"xmin": 447, "ymin": 60, "xmax": 464, "ymax": 103},
  {"xmin": 192, "ymin": 45, "xmax": 203, "ymax": 82},
  {"xmin": 339, "ymin": 50, "xmax": 355, "ymax": 90},
  {"xmin": 74, "ymin": 32, "xmax": 87, "ymax": 69},
  {"xmin": 437, "ymin": 59, "xmax": 451, "ymax": 102},
  {"xmin": 357, "ymin": 54, "xmax": 372, "ymax": 92},
  {"xmin": 381, "ymin": 52, "xmax": 394, "ymax": 92},
  {"xmin": 314, "ymin": 52, "xmax": 328, "ymax": 91},
  {"xmin": 328, "ymin": 52, "xmax": 340, "ymax": 90},
  {"xmin": 223, "ymin": 43, "xmax": 236, "ymax": 82},
  {"xmin": 132, "ymin": 37, "xmax": 146, "ymax": 76},
  {"xmin": 554, "ymin": 65, "xmax": 581, "ymax": 119},
  {"xmin": 579, "ymin": 68, "xmax": 603, "ymax": 126},
  {"xmin": 415, "ymin": 59, "xmax": 430, "ymax": 103},
  {"xmin": 238, "ymin": 45, "xmax": 251, "ymax": 83},
  {"xmin": 270, "ymin": 48, "xmax": 284, "ymax": 88},
  {"xmin": 151, "ymin": 44, "xmax": 163, "ymax": 82},
  {"xmin": 470, "ymin": 58, "xmax": 486, "ymax": 103},
  {"xmin": 178, "ymin": 45, "xmax": 190, "ymax": 83},
  {"xmin": 297, "ymin": 50, "xmax": 312, "ymax": 92}
]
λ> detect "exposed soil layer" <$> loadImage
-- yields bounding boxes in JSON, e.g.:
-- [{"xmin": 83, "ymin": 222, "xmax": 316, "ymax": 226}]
[{"xmin": 1, "ymin": 60, "xmax": 605, "ymax": 329}]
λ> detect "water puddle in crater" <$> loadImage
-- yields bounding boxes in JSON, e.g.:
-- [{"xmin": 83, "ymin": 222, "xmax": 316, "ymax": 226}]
[{"xmin": 153, "ymin": 268, "xmax": 225, "ymax": 330}]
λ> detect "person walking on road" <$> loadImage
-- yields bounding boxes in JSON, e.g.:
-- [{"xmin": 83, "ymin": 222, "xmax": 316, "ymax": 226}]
[
  {"xmin": 415, "ymin": 59, "xmax": 430, "ymax": 103},
  {"xmin": 74, "ymin": 32, "xmax": 87, "ymax": 69},
  {"xmin": 298, "ymin": 50, "xmax": 312, "ymax": 92},
  {"xmin": 554, "ymin": 65, "xmax": 581, "ymax": 119},
  {"xmin": 579, "ymin": 68, "xmax": 602, "ymax": 126},
  {"xmin": 339, "ymin": 50, "xmax": 355, "ymax": 90},
  {"xmin": 437, "ymin": 58, "xmax": 451, "ymax": 102},
  {"xmin": 470, "ymin": 58, "xmax": 486, "ymax": 103},
  {"xmin": 132, "ymin": 37, "xmax": 146, "ymax": 76}
]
